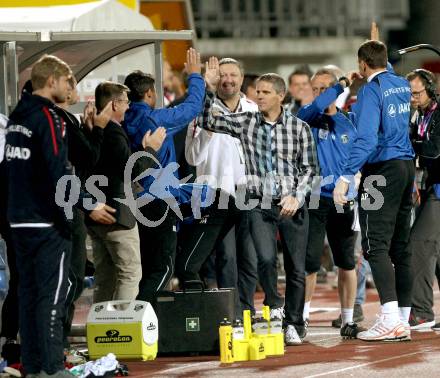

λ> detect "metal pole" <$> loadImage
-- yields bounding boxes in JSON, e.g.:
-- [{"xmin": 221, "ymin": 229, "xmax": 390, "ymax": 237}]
[
  {"xmin": 154, "ymin": 41, "xmax": 164, "ymax": 108},
  {"xmin": 0, "ymin": 43, "xmax": 8, "ymax": 116},
  {"xmin": 6, "ymin": 41, "xmax": 18, "ymax": 114},
  {"xmin": 398, "ymin": 44, "xmax": 440, "ymax": 57}
]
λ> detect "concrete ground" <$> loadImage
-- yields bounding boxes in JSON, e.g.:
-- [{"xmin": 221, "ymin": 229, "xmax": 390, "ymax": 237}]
[{"xmin": 71, "ymin": 281, "xmax": 440, "ymax": 378}]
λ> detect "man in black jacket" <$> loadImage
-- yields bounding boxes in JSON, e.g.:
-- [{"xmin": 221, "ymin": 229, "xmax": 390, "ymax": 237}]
[
  {"xmin": 54, "ymin": 76, "xmax": 111, "ymax": 349},
  {"xmin": 86, "ymin": 81, "xmax": 166, "ymax": 303},
  {"xmin": 4, "ymin": 55, "xmax": 108, "ymax": 377},
  {"xmin": 406, "ymin": 69, "xmax": 440, "ymax": 330}
]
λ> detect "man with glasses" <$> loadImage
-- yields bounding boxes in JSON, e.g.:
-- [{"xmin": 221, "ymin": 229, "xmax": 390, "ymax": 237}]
[
  {"xmin": 86, "ymin": 81, "xmax": 166, "ymax": 302},
  {"xmin": 298, "ymin": 68, "xmax": 362, "ymax": 339},
  {"xmin": 406, "ymin": 69, "xmax": 440, "ymax": 331}
]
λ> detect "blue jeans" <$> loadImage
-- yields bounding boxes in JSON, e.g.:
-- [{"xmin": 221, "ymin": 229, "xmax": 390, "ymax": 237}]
[{"xmin": 355, "ymin": 254, "xmax": 371, "ymax": 305}]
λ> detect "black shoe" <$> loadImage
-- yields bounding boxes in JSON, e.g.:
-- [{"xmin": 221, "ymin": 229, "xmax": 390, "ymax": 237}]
[
  {"xmin": 331, "ymin": 304, "xmax": 364, "ymax": 328},
  {"xmin": 332, "ymin": 315, "xmax": 342, "ymax": 328},
  {"xmin": 1, "ymin": 339, "xmax": 21, "ymax": 365},
  {"xmin": 295, "ymin": 324, "xmax": 307, "ymax": 340},
  {"xmin": 340, "ymin": 322, "xmax": 364, "ymax": 339}
]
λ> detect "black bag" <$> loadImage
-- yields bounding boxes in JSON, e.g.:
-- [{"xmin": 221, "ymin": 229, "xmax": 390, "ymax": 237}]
[{"xmin": 152, "ymin": 281, "xmax": 235, "ymax": 354}]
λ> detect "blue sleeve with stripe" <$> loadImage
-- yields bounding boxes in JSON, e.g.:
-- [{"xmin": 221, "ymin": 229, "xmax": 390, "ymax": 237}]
[
  {"xmin": 343, "ymin": 83, "xmax": 381, "ymax": 176},
  {"xmin": 298, "ymin": 84, "xmax": 344, "ymax": 124}
]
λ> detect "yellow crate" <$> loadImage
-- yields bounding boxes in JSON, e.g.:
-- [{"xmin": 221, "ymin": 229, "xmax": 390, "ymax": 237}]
[{"xmin": 86, "ymin": 300, "xmax": 158, "ymax": 361}]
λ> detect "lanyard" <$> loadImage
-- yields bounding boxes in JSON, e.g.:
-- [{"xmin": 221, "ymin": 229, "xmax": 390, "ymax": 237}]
[{"xmin": 418, "ymin": 102, "xmax": 438, "ymax": 138}]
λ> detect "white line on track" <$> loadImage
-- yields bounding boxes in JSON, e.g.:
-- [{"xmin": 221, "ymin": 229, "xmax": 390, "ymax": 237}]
[
  {"xmin": 156, "ymin": 361, "xmax": 219, "ymax": 374},
  {"xmin": 303, "ymin": 350, "xmax": 427, "ymax": 378}
]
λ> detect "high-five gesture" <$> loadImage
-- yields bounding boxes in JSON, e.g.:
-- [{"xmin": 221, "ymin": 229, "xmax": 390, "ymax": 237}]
[
  {"xmin": 370, "ymin": 21, "xmax": 380, "ymax": 41},
  {"xmin": 204, "ymin": 56, "xmax": 220, "ymax": 92},
  {"xmin": 184, "ymin": 48, "xmax": 202, "ymax": 75}
]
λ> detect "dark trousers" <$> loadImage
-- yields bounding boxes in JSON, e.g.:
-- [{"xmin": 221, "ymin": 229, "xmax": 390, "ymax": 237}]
[
  {"xmin": 410, "ymin": 192, "xmax": 440, "ymax": 320},
  {"xmin": 306, "ymin": 196, "xmax": 356, "ymax": 274},
  {"xmin": 11, "ymin": 227, "xmax": 71, "ymax": 375},
  {"xmin": 216, "ymin": 226, "xmax": 238, "ymax": 288},
  {"xmin": 63, "ymin": 208, "xmax": 87, "ymax": 347},
  {"xmin": 176, "ymin": 192, "xmax": 239, "ymax": 288},
  {"xmin": 137, "ymin": 199, "xmax": 177, "ymax": 303},
  {"xmin": 0, "ymin": 223, "xmax": 19, "ymax": 340},
  {"xmin": 359, "ymin": 159, "xmax": 415, "ymax": 307},
  {"xmin": 239, "ymin": 204, "xmax": 308, "ymax": 326}
]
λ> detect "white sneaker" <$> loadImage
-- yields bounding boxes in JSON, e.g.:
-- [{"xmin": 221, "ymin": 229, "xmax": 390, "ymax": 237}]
[
  {"xmin": 270, "ymin": 307, "xmax": 285, "ymax": 320},
  {"xmin": 357, "ymin": 314, "xmax": 410, "ymax": 342},
  {"xmin": 284, "ymin": 325, "xmax": 302, "ymax": 345}
]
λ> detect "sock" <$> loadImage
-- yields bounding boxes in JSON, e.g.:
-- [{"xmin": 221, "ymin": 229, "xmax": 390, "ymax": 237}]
[
  {"xmin": 381, "ymin": 301, "xmax": 400, "ymax": 324},
  {"xmin": 341, "ymin": 308, "xmax": 354, "ymax": 326},
  {"xmin": 303, "ymin": 301, "xmax": 311, "ymax": 321},
  {"xmin": 399, "ymin": 307, "xmax": 411, "ymax": 324}
]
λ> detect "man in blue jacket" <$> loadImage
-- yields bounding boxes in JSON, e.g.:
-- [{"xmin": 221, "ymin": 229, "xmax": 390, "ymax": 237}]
[
  {"xmin": 298, "ymin": 68, "xmax": 361, "ymax": 339},
  {"xmin": 123, "ymin": 48, "xmax": 205, "ymax": 302},
  {"xmin": 334, "ymin": 40, "xmax": 415, "ymax": 341}
]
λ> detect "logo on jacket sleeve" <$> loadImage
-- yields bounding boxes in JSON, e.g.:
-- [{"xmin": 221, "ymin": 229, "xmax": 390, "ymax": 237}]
[
  {"xmin": 387, "ymin": 104, "xmax": 396, "ymax": 118},
  {"xmin": 340, "ymin": 134, "xmax": 349, "ymax": 144},
  {"xmin": 5, "ymin": 145, "xmax": 31, "ymax": 161},
  {"xmin": 318, "ymin": 129, "xmax": 329, "ymax": 140}
]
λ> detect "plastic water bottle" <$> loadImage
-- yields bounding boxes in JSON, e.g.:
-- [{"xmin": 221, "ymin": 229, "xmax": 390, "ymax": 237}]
[
  {"xmin": 252, "ymin": 317, "xmax": 269, "ymax": 335},
  {"xmin": 232, "ymin": 319, "xmax": 245, "ymax": 340},
  {"xmin": 0, "ymin": 238, "xmax": 9, "ymax": 300}
]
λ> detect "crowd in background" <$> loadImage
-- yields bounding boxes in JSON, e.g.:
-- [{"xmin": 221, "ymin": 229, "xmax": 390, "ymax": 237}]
[{"xmin": 0, "ymin": 22, "xmax": 440, "ymax": 377}]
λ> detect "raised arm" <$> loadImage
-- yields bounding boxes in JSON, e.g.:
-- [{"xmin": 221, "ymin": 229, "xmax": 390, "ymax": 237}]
[
  {"xmin": 148, "ymin": 48, "xmax": 205, "ymax": 136},
  {"xmin": 298, "ymin": 83, "xmax": 345, "ymax": 123}
]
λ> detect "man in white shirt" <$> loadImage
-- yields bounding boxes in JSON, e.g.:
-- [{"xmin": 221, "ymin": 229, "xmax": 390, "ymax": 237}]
[{"xmin": 178, "ymin": 57, "xmax": 257, "ymax": 297}]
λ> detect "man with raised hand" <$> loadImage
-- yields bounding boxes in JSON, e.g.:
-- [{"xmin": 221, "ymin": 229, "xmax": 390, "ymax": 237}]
[
  {"xmin": 180, "ymin": 57, "xmax": 258, "ymax": 294},
  {"xmin": 298, "ymin": 68, "xmax": 362, "ymax": 339},
  {"xmin": 333, "ymin": 36, "xmax": 415, "ymax": 341},
  {"xmin": 123, "ymin": 48, "xmax": 205, "ymax": 303},
  {"xmin": 202, "ymin": 72, "xmax": 318, "ymax": 345}
]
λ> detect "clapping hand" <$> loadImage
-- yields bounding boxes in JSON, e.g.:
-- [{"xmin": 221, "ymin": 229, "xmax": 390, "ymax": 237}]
[
  {"xmin": 81, "ymin": 101, "xmax": 95, "ymax": 131},
  {"xmin": 142, "ymin": 127, "xmax": 167, "ymax": 151},
  {"xmin": 93, "ymin": 101, "xmax": 113, "ymax": 129}
]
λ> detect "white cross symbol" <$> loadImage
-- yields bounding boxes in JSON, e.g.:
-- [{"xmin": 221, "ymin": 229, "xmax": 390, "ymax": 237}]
[{"xmin": 188, "ymin": 320, "xmax": 197, "ymax": 329}]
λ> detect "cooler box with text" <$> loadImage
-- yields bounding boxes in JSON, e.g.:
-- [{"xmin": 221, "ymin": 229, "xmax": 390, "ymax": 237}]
[
  {"xmin": 153, "ymin": 287, "xmax": 235, "ymax": 354},
  {"xmin": 86, "ymin": 300, "xmax": 158, "ymax": 361}
]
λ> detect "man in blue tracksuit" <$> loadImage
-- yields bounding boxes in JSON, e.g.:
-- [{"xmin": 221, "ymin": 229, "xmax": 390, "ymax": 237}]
[
  {"xmin": 123, "ymin": 48, "xmax": 205, "ymax": 302},
  {"xmin": 334, "ymin": 40, "xmax": 415, "ymax": 342},
  {"xmin": 298, "ymin": 68, "xmax": 361, "ymax": 339}
]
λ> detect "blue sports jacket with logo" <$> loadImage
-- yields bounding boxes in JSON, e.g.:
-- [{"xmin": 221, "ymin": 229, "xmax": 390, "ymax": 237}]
[
  {"xmin": 342, "ymin": 71, "xmax": 414, "ymax": 177},
  {"xmin": 298, "ymin": 83, "xmax": 357, "ymax": 198}
]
